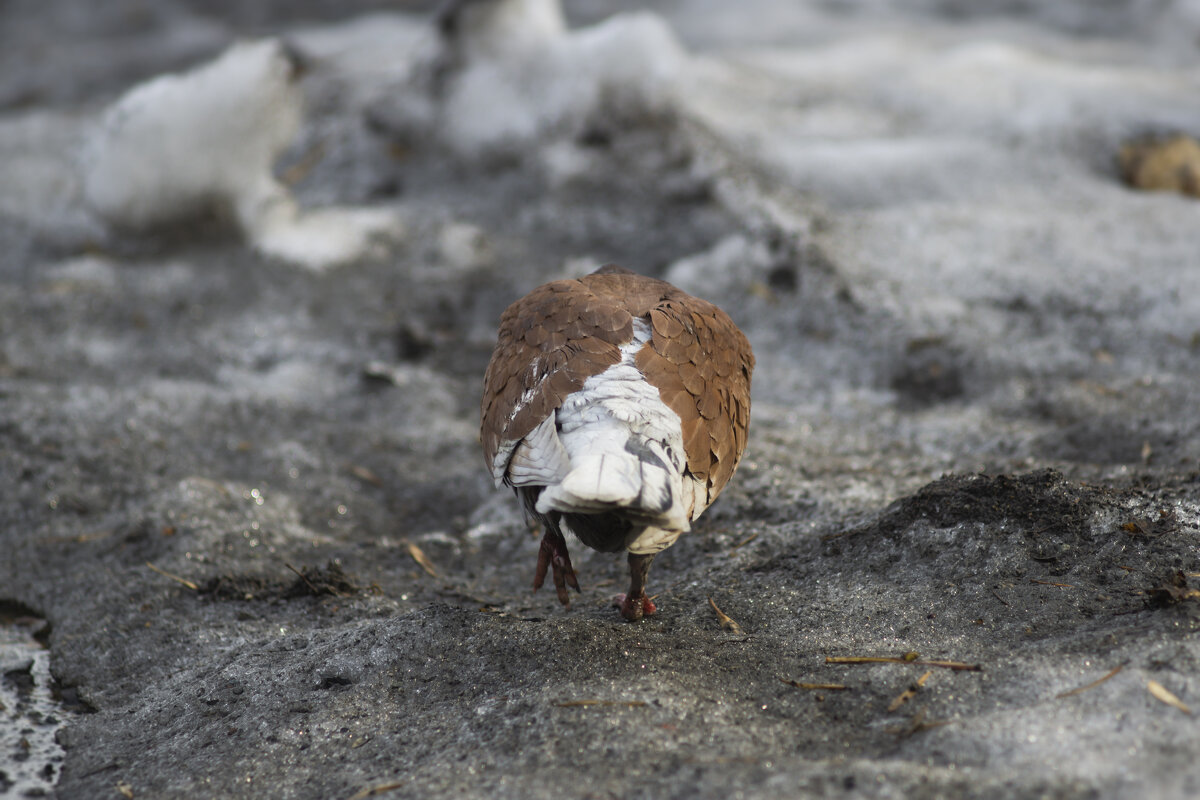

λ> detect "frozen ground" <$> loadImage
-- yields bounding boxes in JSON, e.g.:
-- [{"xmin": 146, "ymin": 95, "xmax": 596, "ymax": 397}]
[{"xmin": 2, "ymin": 1, "xmax": 1200, "ymax": 798}]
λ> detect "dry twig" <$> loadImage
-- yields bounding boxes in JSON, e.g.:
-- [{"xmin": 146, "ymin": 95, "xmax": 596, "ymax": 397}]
[
  {"xmin": 887, "ymin": 706, "xmax": 952, "ymax": 737},
  {"xmin": 826, "ymin": 655, "xmax": 981, "ymax": 672},
  {"xmin": 284, "ymin": 562, "xmax": 322, "ymax": 595},
  {"xmin": 348, "ymin": 464, "xmax": 383, "ymax": 487},
  {"xmin": 280, "ymin": 139, "xmax": 327, "ymax": 186},
  {"xmin": 1056, "ymin": 664, "xmax": 1124, "ymax": 699},
  {"xmin": 780, "ymin": 679, "xmax": 848, "ymax": 691},
  {"xmin": 145, "ymin": 562, "xmax": 198, "ymax": 591},
  {"xmin": 404, "ymin": 541, "xmax": 438, "ymax": 577},
  {"xmin": 731, "ymin": 533, "xmax": 758, "ymax": 550},
  {"xmin": 708, "ymin": 597, "xmax": 743, "ymax": 635},
  {"xmin": 887, "ymin": 669, "xmax": 934, "ymax": 712}
]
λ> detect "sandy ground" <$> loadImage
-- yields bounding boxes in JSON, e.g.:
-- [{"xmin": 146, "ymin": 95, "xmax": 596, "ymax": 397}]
[{"xmin": 2, "ymin": 1, "xmax": 1200, "ymax": 798}]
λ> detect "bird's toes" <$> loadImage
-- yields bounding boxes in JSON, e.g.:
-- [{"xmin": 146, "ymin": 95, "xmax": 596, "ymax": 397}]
[{"xmin": 613, "ymin": 592, "xmax": 656, "ymax": 622}]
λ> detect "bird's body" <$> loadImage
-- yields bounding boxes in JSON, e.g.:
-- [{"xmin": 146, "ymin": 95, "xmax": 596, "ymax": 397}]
[{"xmin": 481, "ymin": 265, "xmax": 753, "ymax": 620}]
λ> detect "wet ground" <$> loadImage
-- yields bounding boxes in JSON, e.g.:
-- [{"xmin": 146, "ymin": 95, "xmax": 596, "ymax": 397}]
[{"xmin": 2, "ymin": 1, "xmax": 1200, "ymax": 798}]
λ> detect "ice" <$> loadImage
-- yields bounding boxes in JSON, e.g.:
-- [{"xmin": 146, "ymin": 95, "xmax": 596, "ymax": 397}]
[
  {"xmin": 0, "ymin": 614, "xmax": 65, "ymax": 798},
  {"xmin": 288, "ymin": 13, "xmax": 430, "ymax": 109}
]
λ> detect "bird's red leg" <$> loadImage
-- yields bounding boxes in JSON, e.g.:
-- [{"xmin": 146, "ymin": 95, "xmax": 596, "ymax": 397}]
[
  {"xmin": 532, "ymin": 525, "xmax": 580, "ymax": 606},
  {"xmin": 615, "ymin": 552, "xmax": 658, "ymax": 621}
]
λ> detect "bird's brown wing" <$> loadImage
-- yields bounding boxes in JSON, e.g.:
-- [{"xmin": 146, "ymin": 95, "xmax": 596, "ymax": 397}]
[
  {"xmin": 480, "ymin": 277, "xmax": 630, "ymax": 480},
  {"xmin": 634, "ymin": 294, "xmax": 754, "ymax": 512}
]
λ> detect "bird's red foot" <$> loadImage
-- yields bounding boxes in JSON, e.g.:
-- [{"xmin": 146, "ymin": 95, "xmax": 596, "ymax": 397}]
[
  {"xmin": 615, "ymin": 552, "xmax": 659, "ymax": 621},
  {"xmin": 532, "ymin": 527, "xmax": 580, "ymax": 606},
  {"xmin": 613, "ymin": 592, "xmax": 657, "ymax": 622}
]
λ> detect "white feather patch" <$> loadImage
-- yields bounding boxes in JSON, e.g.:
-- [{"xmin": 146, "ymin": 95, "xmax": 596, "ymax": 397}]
[
  {"xmin": 504, "ymin": 412, "xmax": 572, "ymax": 488},
  {"xmin": 534, "ymin": 318, "xmax": 689, "ymax": 533}
]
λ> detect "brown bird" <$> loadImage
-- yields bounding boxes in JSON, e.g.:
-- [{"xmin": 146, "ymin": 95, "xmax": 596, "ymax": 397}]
[{"xmin": 481, "ymin": 265, "xmax": 754, "ymax": 620}]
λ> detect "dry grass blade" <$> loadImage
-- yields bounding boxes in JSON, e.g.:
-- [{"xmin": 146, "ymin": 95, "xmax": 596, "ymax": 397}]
[
  {"xmin": 404, "ymin": 540, "xmax": 438, "ymax": 577},
  {"xmin": 890, "ymin": 678, "xmax": 925, "ymax": 711},
  {"xmin": 1056, "ymin": 664, "xmax": 1124, "ymax": 699},
  {"xmin": 284, "ymin": 562, "xmax": 321, "ymax": 595},
  {"xmin": 145, "ymin": 562, "xmax": 198, "ymax": 591},
  {"xmin": 887, "ymin": 669, "xmax": 934, "ymax": 712},
  {"xmin": 1147, "ymin": 680, "xmax": 1192, "ymax": 713},
  {"xmin": 780, "ymin": 679, "xmax": 848, "ymax": 691},
  {"xmin": 887, "ymin": 706, "xmax": 953, "ymax": 737},
  {"xmin": 708, "ymin": 596, "xmax": 743, "ymax": 634},
  {"xmin": 826, "ymin": 656, "xmax": 981, "ymax": 672},
  {"xmin": 347, "ymin": 782, "xmax": 405, "ymax": 800},
  {"xmin": 731, "ymin": 533, "xmax": 758, "ymax": 550},
  {"xmin": 554, "ymin": 700, "xmax": 648, "ymax": 708},
  {"xmin": 1030, "ymin": 579, "xmax": 1076, "ymax": 588}
]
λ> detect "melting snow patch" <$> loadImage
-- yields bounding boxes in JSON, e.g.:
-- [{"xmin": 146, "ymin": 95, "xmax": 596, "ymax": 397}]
[
  {"xmin": 82, "ymin": 39, "xmax": 403, "ymax": 270},
  {"xmin": 0, "ymin": 604, "xmax": 75, "ymax": 798},
  {"xmin": 428, "ymin": 0, "xmax": 688, "ymax": 155}
]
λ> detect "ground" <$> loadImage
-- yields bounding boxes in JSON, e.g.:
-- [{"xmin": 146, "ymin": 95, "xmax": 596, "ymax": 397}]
[{"xmin": 2, "ymin": 1, "xmax": 1200, "ymax": 798}]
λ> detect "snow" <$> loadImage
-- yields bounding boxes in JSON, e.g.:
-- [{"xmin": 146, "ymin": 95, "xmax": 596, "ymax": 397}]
[
  {"xmin": 81, "ymin": 38, "xmax": 404, "ymax": 270},
  {"xmin": 83, "ymin": 40, "xmax": 304, "ymax": 229},
  {"xmin": 427, "ymin": 2, "xmax": 688, "ymax": 154},
  {"xmin": 670, "ymin": 9, "xmax": 1200, "ymax": 394}
]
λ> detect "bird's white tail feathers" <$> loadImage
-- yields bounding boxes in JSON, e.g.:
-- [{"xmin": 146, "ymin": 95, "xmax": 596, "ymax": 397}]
[
  {"xmin": 506, "ymin": 318, "xmax": 693, "ymax": 541},
  {"xmin": 537, "ymin": 428, "xmax": 688, "ymax": 531}
]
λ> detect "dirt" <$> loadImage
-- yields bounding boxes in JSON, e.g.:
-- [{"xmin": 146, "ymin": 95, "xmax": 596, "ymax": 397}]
[{"xmin": 2, "ymin": 2, "xmax": 1200, "ymax": 799}]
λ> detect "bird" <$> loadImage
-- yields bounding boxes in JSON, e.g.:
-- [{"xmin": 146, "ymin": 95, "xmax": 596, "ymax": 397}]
[{"xmin": 480, "ymin": 264, "xmax": 754, "ymax": 621}]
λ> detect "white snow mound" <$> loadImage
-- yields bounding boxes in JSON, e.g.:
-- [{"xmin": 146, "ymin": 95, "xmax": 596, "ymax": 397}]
[
  {"xmin": 82, "ymin": 38, "xmax": 403, "ymax": 270},
  {"xmin": 436, "ymin": 0, "xmax": 689, "ymax": 154}
]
